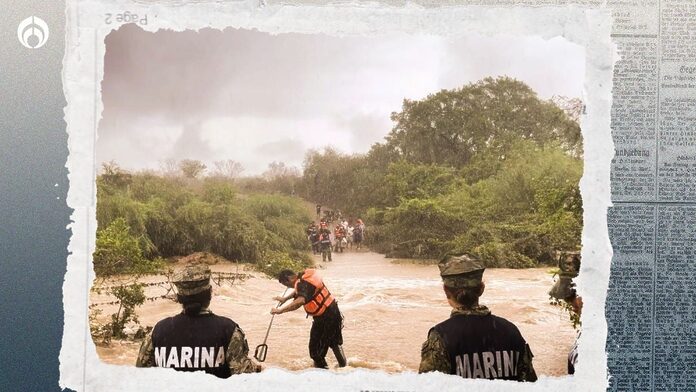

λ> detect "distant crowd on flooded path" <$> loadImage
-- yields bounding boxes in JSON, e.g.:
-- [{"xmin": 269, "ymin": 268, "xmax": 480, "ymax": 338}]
[{"xmin": 306, "ymin": 204, "xmax": 366, "ymax": 262}]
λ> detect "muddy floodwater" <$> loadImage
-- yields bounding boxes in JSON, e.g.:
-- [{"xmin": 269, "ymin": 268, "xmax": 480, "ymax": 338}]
[{"xmin": 93, "ymin": 250, "xmax": 577, "ymax": 376}]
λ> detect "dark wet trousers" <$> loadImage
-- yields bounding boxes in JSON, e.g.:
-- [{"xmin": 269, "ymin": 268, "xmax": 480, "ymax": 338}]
[
  {"xmin": 309, "ymin": 302, "xmax": 345, "ymax": 368},
  {"xmin": 321, "ymin": 242, "xmax": 332, "ymax": 262}
]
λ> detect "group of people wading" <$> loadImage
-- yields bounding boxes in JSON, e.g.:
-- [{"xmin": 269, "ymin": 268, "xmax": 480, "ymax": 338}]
[
  {"xmin": 135, "ymin": 252, "xmax": 572, "ymax": 383},
  {"xmin": 306, "ymin": 218, "xmax": 365, "ymax": 262}
]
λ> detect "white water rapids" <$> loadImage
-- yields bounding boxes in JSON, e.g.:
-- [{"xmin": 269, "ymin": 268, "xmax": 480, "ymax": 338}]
[{"xmin": 93, "ymin": 250, "xmax": 577, "ymax": 376}]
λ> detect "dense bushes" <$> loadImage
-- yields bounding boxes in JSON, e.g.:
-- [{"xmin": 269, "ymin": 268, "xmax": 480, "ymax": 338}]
[
  {"xmin": 95, "ymin": 173, "xmax": 313, "ymax": 277},
  {"xmin": 93, "ymin": 218, "xmax": 163, "ymax": 276},
  {"xmin": 256, "ymin": 250, "xmax": 313, "ymax": 279},
  {"xmin": 361, "ymin": 142, "xmax": 582, "ymax": 266}
]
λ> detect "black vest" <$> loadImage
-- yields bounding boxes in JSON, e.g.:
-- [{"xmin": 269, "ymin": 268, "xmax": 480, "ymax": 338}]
[
  {"xmin": 151, "ymin": 313, "xmax": 238, "ymax": 378},
  {"xmin": 432, "ymin": 314, "xmax": 526, "ymax": 380}
]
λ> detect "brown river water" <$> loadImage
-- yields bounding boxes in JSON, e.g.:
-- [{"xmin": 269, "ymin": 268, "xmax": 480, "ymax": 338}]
[{"xmin": 92, "ymin": 250, "xmax": 577, "ymax": 376}]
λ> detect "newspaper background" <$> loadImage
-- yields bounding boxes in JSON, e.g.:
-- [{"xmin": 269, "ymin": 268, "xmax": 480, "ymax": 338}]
[
  {"xmin": 57, "ymin": 1, "xmax": 692, "ymax": 391},
  {"xmin": 604, "ymin": 1, "xmax": 696, "ymax": 391}
]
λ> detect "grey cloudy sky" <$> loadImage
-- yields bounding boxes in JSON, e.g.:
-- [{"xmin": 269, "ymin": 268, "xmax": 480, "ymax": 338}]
[{"xmin": 98, "ymin": 24, "xmax": 584, "ymax": 175}]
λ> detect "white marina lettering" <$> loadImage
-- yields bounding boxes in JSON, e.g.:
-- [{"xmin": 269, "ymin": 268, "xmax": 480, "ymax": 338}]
[
  {"xmin": 201, "ymin": 347, "xmax": 215, "ymax": 367},
  {"xmin": 181, "ymin": 347, "xmax": 193, "ymax": 368},
  {"xmin": 455, "ymin": 354, "xmax": 471, "ymax": 378},
  {"xmin": 472, "ymin": 352, "xmax": 484, "ymax": 378},
  {"xmin": 456, "ymin": 350, "xmax": 523, "ymax": 379},
  {"xmin": 495, "ymin": 350, "xmax": 503, "ymax": 376},
  {"xmin": 214, "ymin": 346, "xmax": 225, "ymax": 367},
  {"xmin": 482, "ymin": 352, "xmax": 497, "ymax": 378},
  {"xmin": 154, "ymin": 347, "xmax": 167, "ymax": 367},
  {"xmin": 502, "ymin": 350, "xmax": 513, "ymax": 377},
  {"xmin": 166, "ymin": 347, "xmax": 179, "ymax": 368}
]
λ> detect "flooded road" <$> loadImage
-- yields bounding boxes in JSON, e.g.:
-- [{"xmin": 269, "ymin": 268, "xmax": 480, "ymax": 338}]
[{"xmin": 94, "ymin": 250, "xmax": 577, "ymax": 376}]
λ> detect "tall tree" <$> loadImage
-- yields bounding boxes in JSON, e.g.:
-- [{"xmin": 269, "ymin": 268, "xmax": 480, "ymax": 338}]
[{"xmin": 384, "ymin": 77, "xmax": 581, "ymax": 168}]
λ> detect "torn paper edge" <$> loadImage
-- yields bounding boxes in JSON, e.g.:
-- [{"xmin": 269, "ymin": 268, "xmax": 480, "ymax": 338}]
[{"xmin": 61, "ymin": 1, "xmax": 615, "ymax": 391}]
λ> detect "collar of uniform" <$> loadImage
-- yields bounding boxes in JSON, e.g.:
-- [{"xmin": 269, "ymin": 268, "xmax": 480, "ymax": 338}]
[
  {"xmin": 180, "ymin": 307, "xmax": 212, "ymax": 315},
  {"xmin": 450, "ymin": 305, "xmax": 491, "ymax": 317}
]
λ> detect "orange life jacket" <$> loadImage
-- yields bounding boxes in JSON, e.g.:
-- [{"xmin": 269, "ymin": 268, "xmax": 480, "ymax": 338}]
[{"xmin": 295, "ymin": 269, "xmax": 335, "ymax": 317}]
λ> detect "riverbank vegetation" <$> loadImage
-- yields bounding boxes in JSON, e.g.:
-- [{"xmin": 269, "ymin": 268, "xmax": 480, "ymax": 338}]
[
  {"xmin": 95, "ymin": 77, "xmax": 582, "ymax": 271},
  {"xmin": 297, "ymin": 77, "xmax": 583, "ymax": 267},
  {"xmin": 94, "ymin": 168, "xmax": 313, "ymax": 277}
]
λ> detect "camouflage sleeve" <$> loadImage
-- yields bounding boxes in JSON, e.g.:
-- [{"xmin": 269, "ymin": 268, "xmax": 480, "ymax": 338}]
[
  {"xmin": 418, "ymin": 329, "xmax": 451, "ymax": 374},
  {"xmin": 516, "ymin": 343, "xmax": 538, "ymax": 382},
  {"xmin": 226, "ymin": 327, "xmax": 262, "ymax": 374},
  {"xmin": 135, "ymin": 331, "xmax": 155, "ymax": 367}
]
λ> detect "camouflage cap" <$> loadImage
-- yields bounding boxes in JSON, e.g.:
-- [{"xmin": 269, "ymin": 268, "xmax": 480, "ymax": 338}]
[
  {"xmin": 557, "ymin": 251, "xmax": 581, "ymax": 278},
  {"xmin": 173, "ymin": 263, "xmax": 211, "ymax": 296},
  {"xmin": 438, "ymin": 254, "xmax": 485, "ymax": 288}
]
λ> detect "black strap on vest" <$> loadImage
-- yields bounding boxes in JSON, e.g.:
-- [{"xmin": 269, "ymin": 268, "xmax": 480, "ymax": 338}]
[
  {"xmin": 300, "ymin": 278, "xmax": 332, "ymax": 316},
  {"xmin": 309, "ymin": 284, "xmax": 332, "ymax": 315}
]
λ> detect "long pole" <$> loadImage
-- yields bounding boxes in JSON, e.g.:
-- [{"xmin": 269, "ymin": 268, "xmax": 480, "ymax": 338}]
[{"xmin": 262, "ymin": 287, "xmax": 290, "ymax": 345}]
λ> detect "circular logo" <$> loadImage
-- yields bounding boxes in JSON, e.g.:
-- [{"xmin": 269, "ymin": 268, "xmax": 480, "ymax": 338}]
[{"xmin": 18, "ymin": 16, "xmax": 49, "ymax": 49}]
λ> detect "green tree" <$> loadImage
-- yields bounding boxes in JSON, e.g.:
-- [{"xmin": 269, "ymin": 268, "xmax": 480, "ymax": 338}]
[
  {"xmin": 300, "ymin": 147, "xmax": 364, "ymax": 213},
  {"xmin": 383, "ymin": 161, "xmax": 460, "ymax": 204},
  {"xmin": 384, "ymin": 77, "xmax": 581, "ymax": 168}
]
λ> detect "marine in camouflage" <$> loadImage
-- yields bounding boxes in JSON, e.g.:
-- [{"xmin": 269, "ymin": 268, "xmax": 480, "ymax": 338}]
[
  {"xmin": 135, "ymin": 264, "xmax": 260, "ymax": 374},
  {"xmin": 418, "ymin": 306, "xmax": 538, "ymax": 381},
  {"xmin": 419, "ymin": 254, "xmax": 538, "ymax": 381},
  {"xmin": 135, "ymin": 308, "xmax": 261, "ymax": 374}
]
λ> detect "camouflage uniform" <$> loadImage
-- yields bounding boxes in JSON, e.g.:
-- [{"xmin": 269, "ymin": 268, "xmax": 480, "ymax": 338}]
[
  {"xmin": 135, "ymin": 264, "xmax": 261, "ymax": 375},
  {"xmin": 418, "ymin": 254, "xmax": 537, "ymax": 381}
]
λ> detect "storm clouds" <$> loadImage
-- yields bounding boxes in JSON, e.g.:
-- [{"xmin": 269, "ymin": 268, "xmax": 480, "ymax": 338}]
[{"xmin": 98, "ymin": 25, "xmax": 584, "ymax": 175}]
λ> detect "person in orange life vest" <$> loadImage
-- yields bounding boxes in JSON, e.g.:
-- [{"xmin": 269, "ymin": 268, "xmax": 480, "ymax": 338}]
[{"xmin": 271, "ymin": 269, "xmax": 347, "ymax": 369}]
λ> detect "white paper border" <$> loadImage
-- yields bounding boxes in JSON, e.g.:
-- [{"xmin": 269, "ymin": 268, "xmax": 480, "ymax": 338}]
[{"xmin": 61, "ymin": 1, "xmax": 615, "ymax": 391}]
